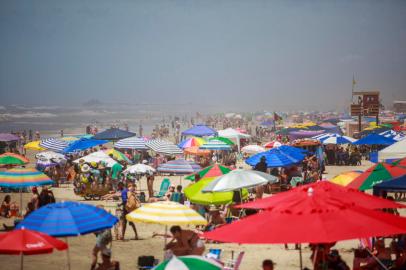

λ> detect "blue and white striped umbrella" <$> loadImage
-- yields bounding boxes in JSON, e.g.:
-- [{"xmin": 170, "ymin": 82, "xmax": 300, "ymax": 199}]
[
  {"xmin": 146, "ymin": 139, "xmax": 183, "ymax": 155},
  {"xmin": 39, "ymin": 138, "xmax": 69, "ymax": 153},
  {"xmin": 320, "ymin": 134, "xmax": 355, "ymax": 145},
  {"xmin": 157, "ymin": 159, "xmax": 201, "ymax": 175},
  {"xmin": 115, "ymin": 136, "xmax": 148, "ymax": 150},
  {"xmin": 380, "ymin": 130, "xmax": 405, "ymax": 141},
  {"xmin": 199, "ymin": 139, "xmax": 232, "ymax": 151},
  {"xmin": 16, "ymin": 201, "xmax": 118, "ymax": 237},
  {"xmin": 312, "ymin": 133, "xmax": 335, "ymax": 140}
]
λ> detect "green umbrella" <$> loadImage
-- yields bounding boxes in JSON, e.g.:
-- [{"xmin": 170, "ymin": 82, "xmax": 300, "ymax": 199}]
[
  {"xmin": 185, "ymin": 164, "xmax": 231, "ymax": 181},
  {"xmin": 0, "ymin": 156, "xmax": 25, "ymax": 165},
  {"xmin": 209, "ymin": 137, "xmax": 234, "ymax": 145},
  {"xmin": 184, "ymin": 177, "xmax": 248, "ymax": 205},
  {"xmin": 154, "ymin": 255, "xmax": 222, "ymax": 270}
]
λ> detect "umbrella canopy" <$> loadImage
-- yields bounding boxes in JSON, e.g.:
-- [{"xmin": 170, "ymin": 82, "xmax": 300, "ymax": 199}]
[
  {"xmin": 93, "ymin": 128, "xmax": 136, "ymax": 141},
  {"xmin": 154, "ymin": 256, "xmax": 222, "ymax": 270},
  {"xmin": 185, "ymin": 164, "xmax": 232, "ymax": 181},
  {"xmin": 347, "ymin": 162, "xmax": 406, "ymax": 190},
  {"xmin": 184, "ymin": 177, "xmax": 248, "ymax": 205},
  {"xmin": 61, "ymin": 136, "xmax": 79, "ymax": 142},
  {"xmin": 184, "ymin": 147, "xmax": 211, "ymax": 156},
  {"xmin": 241, "ymin": 145, "xmax": 266, "ymax": 155},
  {"xmin": 73, "ymin": 151, "xmax": 117, "ymax": 167},
  {"xmin": 200, "ymin": 139, "xmax": 232, "ymax": 151},
  {"xmin": 0, "ymin": 153, "xmax": 29, "ymax": 165},
  {"xmin": 16, "ymin": 201, "xmax": 118, "ymax": 237},
  {"xmin": 373, "ymin": 174, "xmax": 406, "ymax": 193},
  {"xmin": 115, "ymin": 136, "xmax": 148, "ymax": 150},
  {"xmin": 104, "ymin": 149, "xmax": 132, "ymax": 163},
  {"xmin": 245, "ymin": 147, "xmax": 303, "ymax": 168},
  {"xmin": 0, "ymin": 168, "xmax": 53, "ymax": 188},
  {"xmin": 208, "ymin": 136, "xmax": 234, "ymax": 145},
  {"xmin": 204, "ymin": 199, "xmax": 406, "ymax": 244},
  {"xmin": 393, "ymin": 157, "xmax": 406, "ymax": 167},
  {"xmin": 353, "ymin": 133, "xmax": 396, "ymax": 145},
  {"xmin": 330, "ymin": 171, "xmax": 362, "ymax": 186},
  {"xmin": 263, "ymin": 141, "xmax": 282, "ymax": 149},
  {"xmin": 178, "ymin": 137, "xmax": 206, "ymax": 149},
  {"xmin": 123, "ymin": 163, "xmax": 156, "ymax": 175},
  {"xmin": 157, "ymin": 159, "xmax": 201, "ymax": 175},
  {"xmin": 181, "ymin": 124, "xmax": 217, "ymax": 137},
  {"xmin": 236, "ymin": 181, "xmax": 404, "ymax": 210},
  {"xmin": 24, "ymin": 141, "xmax": 45, "ymax": 151},
  {"xmin": 0, "ymin": 228, "xmax": 68, "ymax": 255},
  {"xmin": 202, "ymin": 169, "xmax": 278, "ymax": 192},
  {"xmin": 380, "ymin": 130, "xmax": 405, "ymax": 141},
  {"xmin": 35, "ymin": 151, "xmax": 66, "ymax": 163},
  {"xmin": 39, "ymin": 138, "xmax": 69, "ymax": 153},
  {"xmin": 126, "ymin": 201, "xmax": 207, "ymax": 226},
  {"xmin": 379, "ymin": 139, "xmax": 406, "ymax": 161},
  {"xmin": 320, "ymin": 134, "xmax": 355, "ymax": 145},
  {"xmin": 146, "ymin": 139, "xmax": 184, "ymax": 155},
  {"xmin": 0, "ymin": 133, "xmax": 19, "ymax": 142},
  {"xmin": 63, "ymin": 138, "xmax": 108, "ymax": 153}
]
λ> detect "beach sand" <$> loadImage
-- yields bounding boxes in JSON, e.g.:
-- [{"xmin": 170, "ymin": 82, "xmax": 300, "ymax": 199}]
[{"xmin": 0, "ymin": 152, "xmax": 379, "ymax": 270}]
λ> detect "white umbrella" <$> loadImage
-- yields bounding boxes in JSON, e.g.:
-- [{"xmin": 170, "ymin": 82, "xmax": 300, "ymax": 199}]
[
  {"xmin": 123, "ymin": 163, "xmax": 156, "ymax": 175},
  {"xmin": 202, "ymin": 169, "xmax": 278, "ymax": 192},
  {"xmin": 35, "ymin": 151, "xmax": 66, "ymax": 163},
  {"xmin": 241, "ymin": 145, "xmax": 266, "ymax": 155},
  {"xmin": 218, "ymin": 128, "xmax": 251, "ymax": 151},
  {"xmin": 73, "ymin": 151, "xmax": 117, "ymax": 167}
]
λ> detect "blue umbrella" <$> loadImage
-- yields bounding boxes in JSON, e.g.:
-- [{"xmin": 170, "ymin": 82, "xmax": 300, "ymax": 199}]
[
  {"xmin": 277, "ymin": 145, "xmax": 308, "ymax": 159},
  {"xmin": 93, "ymin": 128, "xmax": 136, "ymax": 141},
  {"xmin": 17, "ymin": 201, "xmax": 118, "ymax": 237},
  {"xmin": 63, "ymin": 138, "xmax": 108, "ymax": 153},
  {"xmin": 246, "ymin": 148, "xmax": 303, "ymax": 168},
  {"xmin": 353, "ymin": 133, "xmax": 396, "ymax": 145},
  {"xmin": 40, "ymin": 138, "xmax": 69, "ymax": 153}
]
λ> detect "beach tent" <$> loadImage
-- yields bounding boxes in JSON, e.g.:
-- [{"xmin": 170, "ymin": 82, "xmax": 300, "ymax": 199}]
[
  {"xmin": 181, "ymin": 124, "xmax": 217, "ymax": 137},
  {"xmin": 115, "ymin": 136, "xmax": 148, "ymax": 150},
  {"xmin": 217, "ymin": 128, "xmax": 251, "ymax": 151},
  {"xmin": 93, "ymin": 128, "xmax": 135, "ymax": 141},
  {"xmin": 73, "ymin": 150, "xmax": 117, "ymax": 167},
  {"xmin": 373, "ymin": 174, "xmax": 406, "ymax": 193},
  {"xmin": 353, "ymin": 133, "xmax": 396, "ymax": 145},
  {"xmin": 379, "ymin": 139, "xmax": 406, "ymax": 161},
  {"xmin": 62, "ymin": 138, "xmax": 108, "ymax": 153}
]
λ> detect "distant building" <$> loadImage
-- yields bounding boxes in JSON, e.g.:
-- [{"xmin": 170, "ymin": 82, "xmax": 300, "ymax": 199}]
[{"xmin": 393, "ymin": 100, "xmax": 406, "ymax": 113}]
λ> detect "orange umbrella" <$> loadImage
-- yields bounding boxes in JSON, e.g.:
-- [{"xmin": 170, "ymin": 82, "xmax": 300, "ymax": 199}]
[{"xmin": 184, "ymin": 146, "xmax": 211, "ymax": 156}]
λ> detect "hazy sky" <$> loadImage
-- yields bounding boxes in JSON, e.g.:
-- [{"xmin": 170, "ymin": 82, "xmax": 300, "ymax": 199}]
[{"xmin": 1, "ymin": 0, "xmax": 405, "ymax": 111}]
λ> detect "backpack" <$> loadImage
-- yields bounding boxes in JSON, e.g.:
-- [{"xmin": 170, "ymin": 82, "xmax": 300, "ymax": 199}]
[{"xmin": 125, "ymin": 192, "xmax": 140, "ymax": 212}]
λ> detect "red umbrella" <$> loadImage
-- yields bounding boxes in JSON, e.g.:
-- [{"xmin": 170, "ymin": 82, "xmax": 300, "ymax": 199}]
[
  {"xmin": 393, "ymin": 157, "xmax": 406, "ymax": 168},
  {"xmin": 0, "ymin": 228, "xmax": 68, "ymax": 269},
  {"xmin": 236, "ymin": 181, "xmax": 405, "ymax": 210}
]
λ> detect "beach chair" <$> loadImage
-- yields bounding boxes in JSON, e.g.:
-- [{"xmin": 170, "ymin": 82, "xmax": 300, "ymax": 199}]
[
  {"xmin": 223, "ymin": 251, "xmax": 245, "ymax": 270},
  {"xmin": 154, "ymin": 178, "xmax": 170, "ymax": 198}
]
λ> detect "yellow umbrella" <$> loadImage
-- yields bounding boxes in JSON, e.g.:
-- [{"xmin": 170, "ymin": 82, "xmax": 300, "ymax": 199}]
[
  {"xmin": 61, "ymin": 136, "xmax": 79, "ymax": 142},
  {"xmin": 330, "ymin": 171, "xmax": 362, "ymax": 186},
  {"xmin": 24, "ymin": 141, "xmax": 45, "ymax": 151}
]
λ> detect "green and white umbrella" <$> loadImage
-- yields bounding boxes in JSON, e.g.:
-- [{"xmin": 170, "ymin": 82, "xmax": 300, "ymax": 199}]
[{"xmin": 154, "ymin": 256, "xmax": 222, "ymax": 270}]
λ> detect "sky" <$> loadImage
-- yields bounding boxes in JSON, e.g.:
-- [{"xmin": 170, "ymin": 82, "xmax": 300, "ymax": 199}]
[{"xmin": 0, "ymin": 0, "xmax": 405, "ymax": 111}]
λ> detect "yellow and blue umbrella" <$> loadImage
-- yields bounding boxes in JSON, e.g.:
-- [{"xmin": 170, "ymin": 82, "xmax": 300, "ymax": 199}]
[{"xmin": 0, "ymin": 168, "xmax": 53, "ymax": 188}]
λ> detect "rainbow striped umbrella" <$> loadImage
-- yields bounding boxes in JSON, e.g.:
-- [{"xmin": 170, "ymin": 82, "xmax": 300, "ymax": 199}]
[
  {"xmin": 178, "ymin": 137, "xmax": 206, "ymax": 149},
  {"xmin": 0, "ymin": 168, "xmax": 53, "ymax": 188},
  {"xmin": 0, "ymin": 153, "xmax": 29, "ymax": 165}
]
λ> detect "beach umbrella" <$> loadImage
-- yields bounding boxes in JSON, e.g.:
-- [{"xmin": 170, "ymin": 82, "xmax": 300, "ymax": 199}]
[
  {"xmin": 241, "ymin": 145, "xmax": 266, "ymax": 155},
  {"xmin": 146, "ymin": 139, "xmax": 183, "ymax": 155},
  {"xmin": 0, "ymin": 168, "xmax": 53, "ymax": 188},
  {"xmin": 92, "ymin": 128, "xmax": 136, "ymax": 141},
  {"xmin": 208, "ymin": 136, "xmax": 234, "ymax": 145},
  {"xmin": 61, "ymin": 136, "xmax": 79, "ymax": 142},
  {"xmin": 23, "ymin": 141, "xmax": 45, "ymax": 151},
  {"xmin": 379, "ymin": 130, "xmax": 405, "ymax": 141},
  {"xmin": 115, "ymin": 136, "xmax": 148, "ymax": 150},
  {"xmin": 154, "ymin": 255, "xmax": 222, "ymax": 270},
  {"xmin": 123, "ymin": 163, "xmax": 156, "ymax": 175},
  {"xmin": 245, "ymin": 148, "xmax": 303, "ymax": 168},
  {"xmin": 263, "ymin": 141, "xmax": 282, "ymax": 149},
  {"xmin": 329, "ymin": 171, "xmax": 362, "ymax": 186},
  {"xmin": 178, "ymin": 137, "xmax": 206, "ymax": 149},
  {"xmin": 236, "ymin": 181, "xmax": 404, "ymax": 211},
  {"xmin": 35, "ymin": 151, "xmax": 66, "ymax": 163},
  {"xmin": 373, "ymin": 174, "xmax": 406, "ymax": 194},
  {"xmin": 379, "ymin": 139, "xmax": 406, "ymax": 161},
  {"xmin": 39, "ymin": 138, "xmax": 69, "ymax": 153},
  {"xmin": 0, "ymin": 228, "xmax": 68, "ymax": 270},
  {"xmin": 181, "ymin": 124, "xmax": 217, "ymax": 137},
  {"xmin": 184, "ymin": 177, "xmax": 248, "ymax": 205},
  {"xmin": 202, "ymin": 169, "xmax": 278, "ymax": 192},
  {"xmin": 393, "ymin": 157, "xmax": 406, "ymax": 168},
  {"xmin": 63, "ymin": 138, "xmax": 108, "ymax": 153},
  {"xmin": 73, "ymin": 150, "xmax": 118, "ymax": 167},
  {"xmin": 185, "ymin": 164, "xmax": 232, "ymax": 181},
  {"xmin": 0, "ymin": 153, "xmax": 29, "ymax": 165},
  {"xmin": 104, "ymin": 149, "xmax": 132, "ymax": 163},
  {"xmin": 347, "ymin": 162, "xmax": 406, "ymax": 190},
  {"xmin": 183, "ymin": 147, "xmax": 211, "ymax": 156},
  {"xmin": 320, "ymin": 134, "xmax": 355, "ymax": 145},
  {"xmin": 353, "ymin": 133, "xmax": 396, "ymax": 145},
  {"xmin": 200, "ymin": 139, "xmax": 232, "ymax": 151},
  {"xmin": 312, "ymin": 133, "xmax": 335, "ymax": 140},
  {"xmin": 0, "ymin": 133, "xmax": 19, "ymax": 142},
  {"xmin": 157, "ymin": 159, "xmax": 201, "ymax": 175}
]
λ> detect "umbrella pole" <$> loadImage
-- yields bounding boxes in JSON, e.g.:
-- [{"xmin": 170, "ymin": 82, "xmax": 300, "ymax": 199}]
[
  {"xmin": 65, "ymin": 237, "xmax": 71, "ymax": 270},
  {"xmin": 163, "ymin": 225, "xmax": 168, "ymax": 260},
  {"xmin": 20, "ymin": 253, "xmax": 23, "ymax": 270},
  {"xmin": 298, "ymin": 244, "xmax": 303, "ymax": 270}
]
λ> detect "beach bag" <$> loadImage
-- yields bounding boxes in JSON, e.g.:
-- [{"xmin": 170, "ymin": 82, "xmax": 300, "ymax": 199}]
[{"xmin": 125, "ymin": 192, "xmax": 140, "ymax": 212}]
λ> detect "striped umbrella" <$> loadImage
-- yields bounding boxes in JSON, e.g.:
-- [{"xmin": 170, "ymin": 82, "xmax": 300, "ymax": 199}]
[
  {"xmin": 330, "ymin": 171, "xmax": 363, "ymax": 186},
  {"xmin": 40, "ymin": 138, "xmax": 69, "ymax": 153},
  {"xmin": 154, "ymin": 256, "xmax": 222, "ymax": 270},
  {"xmin": 263, "ymin": 141, "xmax": 282, "ymax": 149},
  {"xmin": 126, "ymin": 201, "xmax": 207, "ymax": 225},
  {"xmin": 184, "ymin": 147, "xmax": 211, "ymax": 156},
  {"xmin": 185, "ymin": 164, "xmax": 232, "ymax": 181},
  {"xmin": 146, "ymin": 139, "xmax": 183, "ymax": 155},
  {"xmin": 208, "ymin": 136, "xmax": 234, "ymax": 145},
  {"xmin": 0, "ymin": 168, "xmax": 53, "ymax": 188},
  {"xmin": 178, "ymin": 137, "xmax": 206, "ymax": 149},
  {"xmin": 115, "ymin": 136, "xmax": 148, "ymax": 150},
  {"xmin": 157, "ymin": 159, "xmax": 201, "ymax": 175},
  {"xmin": 24, "ymin": 141, "xmax": 45, "ymax": 151},
  {"xmin": 0, "ymin": 153, "xmax": 29, "ymax": 165},
  {"xmin": 321, "ymin": 134, "xmax": 355, "ymax": 145},
  {"xmin": 200, "ymin": 139, "xmax": 232, "ymax": 151}
]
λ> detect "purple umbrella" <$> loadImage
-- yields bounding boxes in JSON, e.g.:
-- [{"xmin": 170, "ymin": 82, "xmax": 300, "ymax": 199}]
[{"xmin": 0, "ymin": 133, "xmax": 20, "ymax": 142}]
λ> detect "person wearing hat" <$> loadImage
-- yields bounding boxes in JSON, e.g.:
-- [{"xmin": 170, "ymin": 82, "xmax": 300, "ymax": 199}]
[
  {"xmin": 94, "ymin": 248, "xmax": 119, "ymax": 270},
  {"xmin": 206, "ymin": 205, "xmax": 226, "ymax": 231}
]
